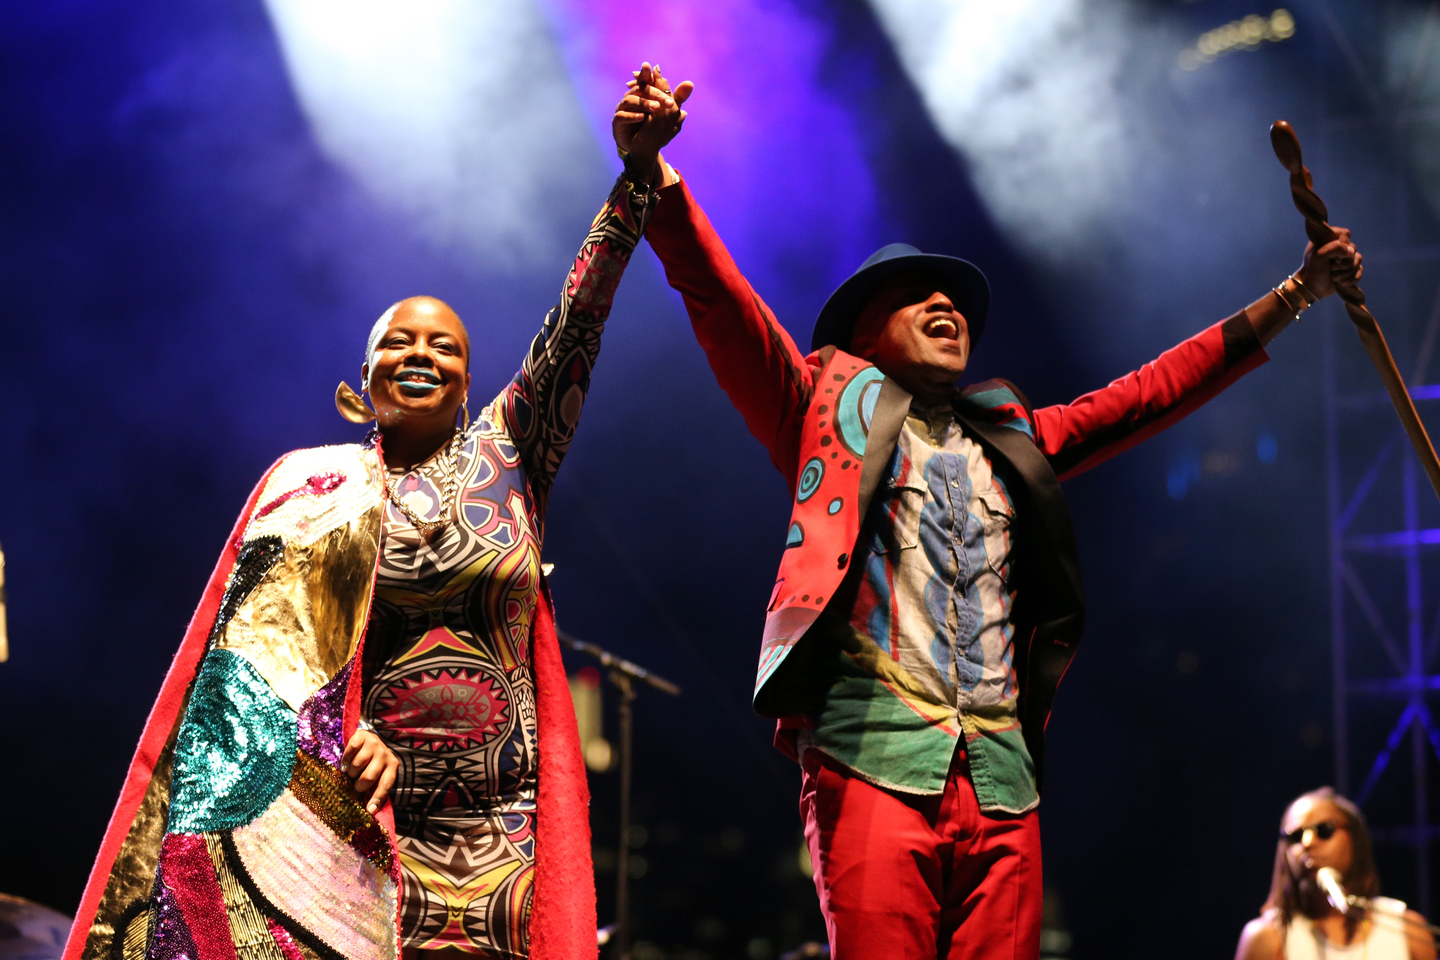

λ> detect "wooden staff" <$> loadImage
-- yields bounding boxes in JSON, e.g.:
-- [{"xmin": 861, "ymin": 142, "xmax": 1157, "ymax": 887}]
[{"xmin": 1270, "ymin": 120, "xmax": 1440, "ymax": 503}]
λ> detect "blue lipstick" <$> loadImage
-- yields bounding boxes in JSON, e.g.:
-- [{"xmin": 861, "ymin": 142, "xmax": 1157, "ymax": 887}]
[{"xmin": 393, "ymin": 368, "xmax": 442, "ymax": 394}]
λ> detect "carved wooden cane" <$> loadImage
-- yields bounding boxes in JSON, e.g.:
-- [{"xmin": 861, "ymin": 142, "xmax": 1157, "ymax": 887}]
[{"xmin": 1270, "ymin": 119, "xmax": 1440, "ymax": 502}]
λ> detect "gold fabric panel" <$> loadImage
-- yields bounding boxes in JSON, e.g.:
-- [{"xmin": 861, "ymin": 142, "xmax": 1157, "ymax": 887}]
[
  {"xmin": 204, "ymin": 833, "xmax": 286, "ymax": 960},
  {"xmin": 219, "ymin": 500, "xmax": 384, "ymax": 711},
  {"xmin": 80, "ymin": 729, "xmax": 179, "ymax": 960},
  {"xmin": 118, "ymin": 907, "xmax": 150, "ymax": 960}
]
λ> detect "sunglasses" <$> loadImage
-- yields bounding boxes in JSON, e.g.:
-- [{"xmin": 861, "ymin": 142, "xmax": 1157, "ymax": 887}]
[{"xmin": 1281, "ymin": 820, "xmax": 1343, "ymax": 845}]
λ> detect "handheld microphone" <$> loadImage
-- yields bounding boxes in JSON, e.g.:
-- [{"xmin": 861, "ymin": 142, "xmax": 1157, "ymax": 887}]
[{"xmin": 1317, "ymin": 867, "xmax": 1355, "ymax": 914}]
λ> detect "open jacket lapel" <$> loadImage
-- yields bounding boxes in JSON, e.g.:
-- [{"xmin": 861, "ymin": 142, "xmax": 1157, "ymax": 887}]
[
  {"xmin": 856, "ymin": 377, "xmax": 912, "ymax": 522},
  {"xmin": 953, "ymin": 407, "xmax": 1083, "ymax": 613},
  {"xmin": 954, "ymin": 404, "xmax": 1085, "ymax": 789}
]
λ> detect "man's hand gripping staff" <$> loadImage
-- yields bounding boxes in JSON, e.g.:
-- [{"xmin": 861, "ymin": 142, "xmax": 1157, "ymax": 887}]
[{"xmin": 1271, "ymin": 119, "xmax": 1440, "ymax": 503}]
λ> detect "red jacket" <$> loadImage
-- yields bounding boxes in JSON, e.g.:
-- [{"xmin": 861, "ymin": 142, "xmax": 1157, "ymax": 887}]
[{"xmin": 646, "ymin": 179, "xmax": 1269, "ymax": 783}]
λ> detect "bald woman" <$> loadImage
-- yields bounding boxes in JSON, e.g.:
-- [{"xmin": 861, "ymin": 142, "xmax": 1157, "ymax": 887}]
[
  {"xmin": 342, "ymin": 74, "xmax": 685, "ymax": 958},
  {"xmin": 67, "ymin": 65, "xmax": 685, "ymax": 960}
]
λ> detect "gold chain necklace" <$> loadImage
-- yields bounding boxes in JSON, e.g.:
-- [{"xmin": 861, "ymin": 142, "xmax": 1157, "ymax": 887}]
[{"xmin": 381, "ymin": 429, "xmax": 464, "ymax": 534}]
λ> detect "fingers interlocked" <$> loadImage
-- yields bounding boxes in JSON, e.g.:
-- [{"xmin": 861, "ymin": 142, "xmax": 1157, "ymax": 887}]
[{"xmin": 612, "ymin": 61, "xmax": 693, "ymax": 163}]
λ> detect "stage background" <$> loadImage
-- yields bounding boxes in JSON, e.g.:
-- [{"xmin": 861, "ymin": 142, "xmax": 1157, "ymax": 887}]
[{"xmin": 3, "ymin": 1, "xmax": 1437, "ymax": 957}]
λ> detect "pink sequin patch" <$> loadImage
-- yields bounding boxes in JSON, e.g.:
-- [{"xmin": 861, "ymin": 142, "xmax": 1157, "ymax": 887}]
[
  {"xmin": 255, "ymin": 472, "xmax": 347, "ymax": 519},
  {"xmin": 231, "ymin": 789, "xmax": 397, "ymax": 960},
  {"xmin": 349, "ymin": 822, "xmax": 397, "ymax": 882},
  {"xmin": 158, "ymin": 833, "xmax": 239, "ymax": 960},
  {"xmin": 265, "ymin": 917, "xmax": 307, "ymax": 960}
]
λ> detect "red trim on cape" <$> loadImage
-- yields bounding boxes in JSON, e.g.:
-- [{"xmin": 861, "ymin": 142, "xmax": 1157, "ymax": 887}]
[
  {"xmin": 529, "ymin": 583, "xmax": 598, "ymax": 960},
  {"xmin": 62, "ymin": 458, "xmax": 283, "ymax": 960}
]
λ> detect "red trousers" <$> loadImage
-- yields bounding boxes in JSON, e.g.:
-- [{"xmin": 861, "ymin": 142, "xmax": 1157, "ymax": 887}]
[{"xmin": 798, "ymin": 748, "xmax": 1042, "ymax": 960}]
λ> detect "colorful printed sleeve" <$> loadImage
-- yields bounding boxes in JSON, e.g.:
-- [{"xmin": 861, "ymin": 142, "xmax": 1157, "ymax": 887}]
[{"xmin": 497, "ymin": 172, "xmax": 658, "ymax": 513}]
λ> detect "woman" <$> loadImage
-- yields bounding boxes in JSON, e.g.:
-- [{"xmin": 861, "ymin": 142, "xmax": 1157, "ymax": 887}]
[
  {"xmin": 63, "ymin": 65, "xmax": 687, "ymax": 960},
  {"xmin": 1236, "ymin": 788, "xmax": 1437, "ymax": 960}
]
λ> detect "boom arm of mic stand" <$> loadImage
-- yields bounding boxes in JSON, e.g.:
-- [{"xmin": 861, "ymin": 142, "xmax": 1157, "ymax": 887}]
[
  {"xmin": 556, "ymin": 628, "xmax": 682, "ymax": 697},
  {"xmin": 1345, "ymin": 896, "xmax": 1440, "ymax": 937},
  {"xmin": 555, "ymin": 627, "xmax": 679, "ymax": 960}
]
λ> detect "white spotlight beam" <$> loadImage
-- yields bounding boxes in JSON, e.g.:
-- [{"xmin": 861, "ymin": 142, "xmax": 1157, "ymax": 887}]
[
  {"xmin": 867, "ymin": 0, "xmax": 1135, "ymax": 259},
  {"xmin": 262, "ymin": 0, "xmax": 603, "ymax": 267}
]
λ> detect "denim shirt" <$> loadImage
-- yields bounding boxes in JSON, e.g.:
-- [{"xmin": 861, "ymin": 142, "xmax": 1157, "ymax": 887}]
[{"xmin": 798, "ymin": 402, "xmax": 1038, "ymax": 812}]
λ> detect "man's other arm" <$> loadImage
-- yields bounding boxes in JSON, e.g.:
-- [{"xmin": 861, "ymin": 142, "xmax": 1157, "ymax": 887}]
[
  {"xmin": 1031, "ymin": 225, "xmax": 1365, "ymax": 480},
  {"xmin": 1031, "ymin": 311, "xmax": 1265, "ymax": 481}
]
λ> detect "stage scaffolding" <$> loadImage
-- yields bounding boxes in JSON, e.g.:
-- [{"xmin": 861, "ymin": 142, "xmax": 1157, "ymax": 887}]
[{"xmin": 1320, "ymin": 1, "xmax": 1440, "ymax": 914}]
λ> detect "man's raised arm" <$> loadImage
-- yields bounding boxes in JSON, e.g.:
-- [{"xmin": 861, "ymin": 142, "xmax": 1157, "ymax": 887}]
[{"xmin": 620, "ymin": 65, "xmax": 813, "ymax": 478}]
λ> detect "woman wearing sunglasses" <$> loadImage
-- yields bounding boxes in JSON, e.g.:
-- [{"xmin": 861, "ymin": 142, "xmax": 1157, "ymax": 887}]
[{"xmin": 1235, "ymin": 788, "xmax": 1436, "ymax": 960}]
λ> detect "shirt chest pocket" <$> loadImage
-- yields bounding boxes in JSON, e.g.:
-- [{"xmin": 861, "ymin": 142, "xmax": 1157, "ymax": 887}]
[
  {"xmin": 976, "ymin": 488, "xmax": 1014, "ymax": 535},
  {"xmin": 975, "ymin": 487, "xmax": 1015, "ymax": 581},
  {"xmin": 872, "ymin": 480, "xmax": 927, "ymax": 555}
]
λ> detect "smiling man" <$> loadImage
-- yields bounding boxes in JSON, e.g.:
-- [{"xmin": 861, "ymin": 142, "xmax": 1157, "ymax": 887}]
[{"xmin": 620, "ymin": 69, "xmax": 1366, "ymax": 959}]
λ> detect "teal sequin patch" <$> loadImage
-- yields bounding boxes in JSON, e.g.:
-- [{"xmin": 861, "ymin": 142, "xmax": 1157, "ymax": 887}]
[{"xmin": 169, "ymin": 649, "xmax": 298, "ymax": 833}]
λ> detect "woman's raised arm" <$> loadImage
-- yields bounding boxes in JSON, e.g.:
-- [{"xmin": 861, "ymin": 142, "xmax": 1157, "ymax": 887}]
[{"xmin": 499, "ymin": 62, "xmax": 691, "ymax": 516}]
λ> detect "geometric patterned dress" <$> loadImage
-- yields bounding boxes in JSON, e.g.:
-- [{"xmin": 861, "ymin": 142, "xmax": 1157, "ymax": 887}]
[{"xmin": 361, "ymin": 172, "xmax": 657, "ymax": 957}]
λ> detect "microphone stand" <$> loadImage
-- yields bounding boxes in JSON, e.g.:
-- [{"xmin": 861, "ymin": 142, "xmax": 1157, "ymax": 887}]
[
  {"xmin": 557, "ymin": 629, "xmax": 680, "ymax": 960},
  {"xmin": 0, "ymin": 538, "xmax": 8, "ymax": 662},
  {"xmin": 1333, "ymin": 894, "xmax": 1440, "ymax": 937}
]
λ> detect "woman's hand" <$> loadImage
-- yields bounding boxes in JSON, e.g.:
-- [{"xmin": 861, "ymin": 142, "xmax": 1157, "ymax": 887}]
[
  {"xmin": 613, "ymin": 62, "xmax": 693, "ymax": 185},
  {"xmin": 1295, "ymin": 225, "xmax": 1363, "ymax": 300},
  {"xmin": 343, "ymin": 729, "xmax": 399, "ymax": 815}
]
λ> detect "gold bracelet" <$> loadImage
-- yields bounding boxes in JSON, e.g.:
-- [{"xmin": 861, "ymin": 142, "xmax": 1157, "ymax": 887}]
[
  {"xmin": 1289, "ymin": 272, "xmax": 1318, "ymax": 305},
  {"xmin": 1274, "ymin": 277, "xmax": 1308, "ymax": 322}
]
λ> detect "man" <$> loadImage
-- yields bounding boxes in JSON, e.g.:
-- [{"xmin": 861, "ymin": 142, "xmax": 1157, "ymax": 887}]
[
  {"xmin": 1236, "ymin": 788, "xmax": 1436, "ymax": 960},
  {"xmin": 616, "ymin": 67, "xmax": 1364, "ymax": 959}
]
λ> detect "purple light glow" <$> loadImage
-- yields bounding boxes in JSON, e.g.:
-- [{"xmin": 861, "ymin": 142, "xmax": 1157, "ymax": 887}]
[{"xmin": 538, "ymin": 0, "xmax": 884, "ymax": 327}]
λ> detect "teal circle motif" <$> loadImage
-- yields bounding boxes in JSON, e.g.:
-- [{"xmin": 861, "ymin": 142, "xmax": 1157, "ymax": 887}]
[
  {"xmin": 828, "ymin": 497, "xmax": 844, "ymax": 515},
  {"xmin": 836, "ymin": 368, "xmax": 885, "ymax": 458},
  {"xmin": 169, "ymin": 649, "xmax": 298, "ymax": 833},
  {"xmin": 786, "ymin": 522, "xmax": 805, "ymax": 548},
  {"xmin": 797, "ymin": 458, "xmax": 825, "ymax": 503}
]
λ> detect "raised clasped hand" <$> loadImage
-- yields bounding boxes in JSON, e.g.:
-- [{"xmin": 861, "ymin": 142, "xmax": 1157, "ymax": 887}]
[
  {"xmin": 613, "ymin": 61, "xmax": 693, "ymax": 184},
  {"xmin": 342, "ymin": 728, "xmax": 400, "ymax": 815},
  {"xmin": 1296, "ymin": 225, "xmax": 1363, "ymax": 301}
]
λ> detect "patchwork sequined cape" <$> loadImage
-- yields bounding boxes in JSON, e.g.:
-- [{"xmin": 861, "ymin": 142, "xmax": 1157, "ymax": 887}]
[{"xmin": 63, "ymin": 443, "xmax": 594, "ymax": 960}]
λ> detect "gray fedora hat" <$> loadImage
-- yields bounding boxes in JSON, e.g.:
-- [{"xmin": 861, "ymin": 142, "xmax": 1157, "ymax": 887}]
[{"xmin": 810, "ymin": 243, "xmax": 991, "ymax": 353}]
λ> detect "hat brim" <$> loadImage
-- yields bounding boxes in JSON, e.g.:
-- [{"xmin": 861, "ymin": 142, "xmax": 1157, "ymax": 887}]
[{"xmin": 810, "ymin": 253, "xmax": 991, "ymax": 353}]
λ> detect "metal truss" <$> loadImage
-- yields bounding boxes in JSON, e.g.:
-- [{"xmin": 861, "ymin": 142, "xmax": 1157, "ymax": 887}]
[{"xmin": 1322, "ymin": 0, "xmax": 1440, "ymax": 913}]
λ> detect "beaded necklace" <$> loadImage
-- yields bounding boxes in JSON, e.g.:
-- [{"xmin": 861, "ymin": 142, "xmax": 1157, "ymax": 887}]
[{"xmin": 380, "ymin": 428, "xmax": 463, "ymax": 535}]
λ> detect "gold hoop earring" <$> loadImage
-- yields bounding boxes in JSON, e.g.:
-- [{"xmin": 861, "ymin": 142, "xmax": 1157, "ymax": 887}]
[
  {"xmin": 460, "ymin": 398, "xmax": 471, "ymax": 433},
  {"xmin": 336, "ymin": 381, "xmax": 376, "ymax": 424}
]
